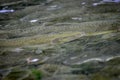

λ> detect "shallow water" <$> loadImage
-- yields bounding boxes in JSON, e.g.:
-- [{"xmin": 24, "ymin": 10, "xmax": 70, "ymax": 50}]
[{"xmin": 0, "ymin": 0, "xmax": 120, "ymax": 80}]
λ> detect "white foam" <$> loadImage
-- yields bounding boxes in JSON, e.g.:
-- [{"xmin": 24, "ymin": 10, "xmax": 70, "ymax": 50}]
[
  {"xmin": 30, "ymin": 19, "xmax": 38, "ymax": 23},
  {"xmin": 75, "ymin": 58, "xmax": 104, "ymax": 65},
  {"xmin": 92, "ymin": 0, "xmax": 120, "ymax": 6},
  {"xmin": 0, "ymin": 9, "xmax": 14, "ymax": 13},
  {"xmin": 30, "ymin": 58, "xmax": 39, "ymax": 62},
  {"xmin": 75, "ymin": 56, "xmax": 120, "ymax": 65},
  {"xmin": 81, "ymin": 2, "xmax": 86, "ymax": 5},
  {"xmin": 93, "ymin": 3, "xmax": 99, "ymax": 6},
  {"xmin": 82, "ymin": 58, "xmax": 104, "ymax": 63},
  {"xmin": 72, "ymin": 17, "xmax": 82, "ymax": 20},
  {"xmin": 50, "ymin": 5, "xmax": 58, "ymax": 8},
  {"xmin": 47, "ymin": 5, "xmax": 61, "ymax": 10},
  {"xmin": 70, "ymin": 56, "xmax": 78, "ymax": 60},
  {"xmin": 103, "ymin": 0, "xmax": 120, "ymax": 3}
]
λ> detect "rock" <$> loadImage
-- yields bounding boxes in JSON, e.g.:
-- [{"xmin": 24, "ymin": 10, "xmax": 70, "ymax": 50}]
[
  {"xmin": 2, "ymin": 68, "xmax": 28, "ymax": 80},
  {"xmin": 0, "ymin": 33, "xmax": 8, "ymax": 39},
  {"xmin": 11, "ymin": 48, "xmax": 24, "ymax": 53},
  {"xmin": 35, "ymin": 48, "xmax": 43, "ymax": 54},
  {"xmin": 0, "ymin": 73, "xmax": 3, "ymax": 80}
]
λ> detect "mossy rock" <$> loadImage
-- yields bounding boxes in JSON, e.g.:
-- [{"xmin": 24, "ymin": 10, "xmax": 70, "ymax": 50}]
[
  {"xmin": 91, "ymin": 57, "xmax": 120, "ymax": 80},
  {"xmin": 107, "ymin": 57, "xmax": 120, "ymax": 65},
  {"xmin": 71, "ymin": 61, "xmax": 104, "ymax": 75},
  {"xmin": 91, "ymin": 73, "xmax": 111, "ymax": 80},
  {"xmin": 3, "ymin": 70, "xmax": 27, "ymax": 80}
]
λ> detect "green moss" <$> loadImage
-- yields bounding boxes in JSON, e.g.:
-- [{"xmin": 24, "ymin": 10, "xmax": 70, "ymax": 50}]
[{"xmin": 31, "ymin": 69, "xmax": 43, "ymax": 80}]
